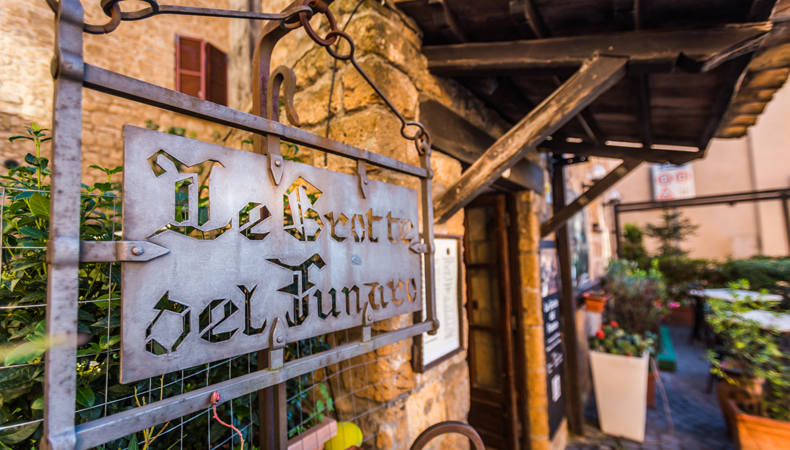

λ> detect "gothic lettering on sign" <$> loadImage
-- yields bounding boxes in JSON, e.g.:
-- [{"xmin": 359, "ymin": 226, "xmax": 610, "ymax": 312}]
[{"xmin": 121, "ymin": 126, "xmax": 423, "ymax": 383}]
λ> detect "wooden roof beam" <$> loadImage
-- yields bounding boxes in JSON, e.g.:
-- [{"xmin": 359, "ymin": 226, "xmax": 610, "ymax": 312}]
[
  {"xmin": 433, "ymin": 55, "xmax": 628, "ymax": 224},
  {"xmin": 509, "ymin": 0, "xmax": 549, "ymax": 38},
  {"xmin": 539, "ymin": 141, "xmax": 704, "ymax": 165},
  {"xmin": 423, "ymin": 23, "xmax": 771, "ymax": 76},
  {"xmin": 428, "ymin": 0, "xmax": 467, "ymax": 44},
  {"xmin": 631, "ymin": 74, "xmax": 653, "ymax": 149},
  {"xmin": 541, "ymin": 159, "xmax": 642, "ymax": 237}
]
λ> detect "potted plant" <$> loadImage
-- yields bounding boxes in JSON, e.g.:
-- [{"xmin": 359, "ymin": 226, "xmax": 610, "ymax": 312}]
[
  {"xmin": 583, "ymin": 291, "xmax": 610, "ymax": 313},
  {"xmin": 707, "ymin": 289, "xmax": 790, "ymax": 449},
  {"xmin": 589, "ymin": 322, "xmax": 657, "ymax": 442}
]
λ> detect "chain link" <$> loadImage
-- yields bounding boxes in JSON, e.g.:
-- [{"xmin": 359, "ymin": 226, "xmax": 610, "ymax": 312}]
[{"xmin": 297, "ymin": 2, "xmax": 432, "ymax": 154}]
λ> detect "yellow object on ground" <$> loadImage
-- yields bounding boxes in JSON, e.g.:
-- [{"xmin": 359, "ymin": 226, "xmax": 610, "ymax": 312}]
[{"xmin": 324, "ymin": 421, "xmax": 363, "ymax": 450}]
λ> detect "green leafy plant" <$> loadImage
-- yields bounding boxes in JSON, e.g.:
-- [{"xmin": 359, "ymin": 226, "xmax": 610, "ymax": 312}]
[
  {"xmin": 1, "ymin": 125, "xmax": 122, "ymax": 447},
  {"xmin": 0, "ymin": 123, "xmax": 335, "ymax": 449},
  {"xmin": 622, "ymin": 223, "xmax": 648, "ymax": 265},
  {"xmin": 589, "ymin": 321, "xmax": 656, "ymax": 357},
  {"xmin": 605, "ymin": 259, "xmax": 668, "ymax": 337},
  {"xmin": 706, "ymin": 281, "xmax": 790, "ymax": 421}
]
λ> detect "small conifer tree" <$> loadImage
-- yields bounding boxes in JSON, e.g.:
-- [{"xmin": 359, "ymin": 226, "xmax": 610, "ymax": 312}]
[{"xmin": 645, "ymin": 209, "xmax": 699, "ymax": 258}]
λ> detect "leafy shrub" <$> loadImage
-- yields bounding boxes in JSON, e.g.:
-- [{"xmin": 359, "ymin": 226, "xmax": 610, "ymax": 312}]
[
  {"xmin": 589, "ymin": 321, "xmax": 656, "ymax": 357},
  {"xmin": 605, "ymin": 259, "xmax": 668, "ymax": 337},
  {"xmin": 706, "ymin": 283, "xmax": 790, "ymax": 421},
  {"xmin": 622, "ymin": 223, "xmax": 648, "ymax": 265}
]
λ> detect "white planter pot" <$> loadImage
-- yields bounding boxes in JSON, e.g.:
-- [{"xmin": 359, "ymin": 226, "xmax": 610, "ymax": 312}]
[{"xmin": 590, "ymin": 351, "xmax": 649, "ymax": 442}]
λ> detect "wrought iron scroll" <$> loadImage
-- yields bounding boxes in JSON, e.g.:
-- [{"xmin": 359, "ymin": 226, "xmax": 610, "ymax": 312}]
[{"xmin": 43, "ymin": 1, "xmax": 438, "ymax": 449}]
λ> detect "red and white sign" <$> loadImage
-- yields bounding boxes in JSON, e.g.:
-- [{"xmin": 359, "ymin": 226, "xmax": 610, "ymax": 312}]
[{"xmin": 651, "ymin": 164, "xmax": 695, "ymax": 201}]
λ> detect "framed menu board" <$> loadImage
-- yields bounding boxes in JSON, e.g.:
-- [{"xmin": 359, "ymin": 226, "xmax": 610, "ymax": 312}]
[{"xmin": 413, "ymin": 235, "xmax": 464, "ymax": 372}]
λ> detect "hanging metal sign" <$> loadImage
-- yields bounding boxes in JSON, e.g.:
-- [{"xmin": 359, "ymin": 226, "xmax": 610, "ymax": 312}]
[{"xmin": 120, "ymin": 126, "xmax": 423, "ymax": 383}]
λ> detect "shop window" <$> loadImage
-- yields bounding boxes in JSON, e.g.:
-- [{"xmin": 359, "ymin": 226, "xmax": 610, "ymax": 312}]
[{"xmin": 176, "ymin": 35, "xmax": 227, "ymax": 106}]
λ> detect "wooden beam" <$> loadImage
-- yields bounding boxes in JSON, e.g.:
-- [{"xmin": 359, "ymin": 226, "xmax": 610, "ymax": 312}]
[
  {"xmin": 419, "ymin": 99, "xmax": 544, "ymax": 192},
  {"xmin": 509, "ymin": 0, "xmax": 549, "ymax": 38},
  {"xmin": 459, "ymin": 77, "xmax": 536, "ymax": 124},
  {"xmin": 428, "ymin": 0, "xmax": 467, "ymax": 44},
  {"xmin": 540, "ymin": 159, "xmax": 642, "ymax": 237},
  {"xmin": 552, "ymin": 163, "xmax": 584, "ymax": 436},
  {"xmin": 539, "ymin": 141, "xmax": 704, "ymax": 165},
  {"xmin": 423, "ymin": 23, "xmax": 770, "ymax": 76},
  {"xmin": 699, "ymin": 53, "xmax": 755, "ymax": 150},
  {"xmin": 748, "ymin": 0, "xmax": 778, "ymax": 21},
  {"xmin": 631, "ymin": 74, "xmax": 653, "ymax": 148},
  {"xmin": 433, "ymin": 55, "xmax": 628, "ymax": 224}
]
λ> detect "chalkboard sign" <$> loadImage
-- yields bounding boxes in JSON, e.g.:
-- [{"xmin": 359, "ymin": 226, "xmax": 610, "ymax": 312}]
[{"xmin": 541, "ymin": 240, "xmax": 566, "ymax": 438}]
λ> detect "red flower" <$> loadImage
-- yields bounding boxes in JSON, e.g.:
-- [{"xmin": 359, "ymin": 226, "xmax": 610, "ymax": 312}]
[
  {"xmin": 595, "ymin": 330, "xmax": 605, "ymax": 339},
  {"xmin": 610, "ymin": 321, "xmax": 619, "ymax": 328}
]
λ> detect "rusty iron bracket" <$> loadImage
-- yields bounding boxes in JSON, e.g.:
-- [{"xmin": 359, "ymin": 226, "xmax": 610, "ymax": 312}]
[
  {"xmin": 409, "ymin": 242, "xmax": 429, "ymax": 254},
  {"xmin": 79, "ymin": 241, "xmax": 170, "ymax": 262}
]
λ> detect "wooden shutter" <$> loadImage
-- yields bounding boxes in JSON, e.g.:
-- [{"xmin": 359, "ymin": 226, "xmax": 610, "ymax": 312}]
[
  {"xmin": 205, "ymin": 43, "xmax": 228, "ymax": 106},
  {"xmin": 176, "ymin": 35, "xmax": 205, "ymax": 99}
]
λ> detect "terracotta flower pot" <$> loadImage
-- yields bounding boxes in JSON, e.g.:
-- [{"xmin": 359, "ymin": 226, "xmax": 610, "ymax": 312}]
[
  {"xmin": 727, "ymin": 399, "xmax": 790, "ymax": 450},
  {"xmin": 664, "ymin": 305, "xmax": 694, "ymax": 327},
  {"xmin": 584, "ymin": 293, "xmax": 610, "ymax": 314},
  {"xmin": 717, "ymin": 361, "xmax": 764, "ymax": 437},
  {"xmin": 647, "ymin": 372, "xmax": 657, "ymax": 408}
]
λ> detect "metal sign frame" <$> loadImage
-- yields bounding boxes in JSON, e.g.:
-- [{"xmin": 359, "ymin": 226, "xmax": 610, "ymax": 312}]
[{"xmin": 42, "ymin": 1, "xmax": 438, "ymax": 449}]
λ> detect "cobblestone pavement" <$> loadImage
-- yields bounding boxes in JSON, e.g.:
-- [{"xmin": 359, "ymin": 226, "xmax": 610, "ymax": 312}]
[{"xmin": 567, "ymin": 326, "xmax": 733, "ymax": 450}]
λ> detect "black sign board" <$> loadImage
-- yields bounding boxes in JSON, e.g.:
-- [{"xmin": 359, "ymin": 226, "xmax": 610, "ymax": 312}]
[{"xmin": 540, "ymin": 240, "xmax": 566, "ymax": 438}]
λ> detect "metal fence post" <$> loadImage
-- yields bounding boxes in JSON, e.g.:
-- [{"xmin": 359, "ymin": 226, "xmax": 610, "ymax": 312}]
[{"xmin": 43, "ymin": 0, "xmax": 84, "ymax": 449}]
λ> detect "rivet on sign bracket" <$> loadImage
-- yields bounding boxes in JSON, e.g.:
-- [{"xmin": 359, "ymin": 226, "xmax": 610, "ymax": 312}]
[
  {"xmin": 79, "ymin": 241, "xmax": 170, "ymax": 263},
  {"xmin": 357, "ymin": 160, "xmax": 370, "ymax": 198},
  {"xmin": 268, "ymin": 317, "xmax": 286, "ymax": 369}
]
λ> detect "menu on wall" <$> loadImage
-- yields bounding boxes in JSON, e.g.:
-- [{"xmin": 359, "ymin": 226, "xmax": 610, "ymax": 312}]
[
  {"xmin": 541, "ymin": 240, "xmax": 566, "ymax": 438},
  {"xmin": 420, "ymin": 237, "xmax": 462, "ymax": 367}
]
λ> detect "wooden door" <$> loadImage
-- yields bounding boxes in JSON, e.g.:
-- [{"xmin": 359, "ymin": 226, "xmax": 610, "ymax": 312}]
[{"xmin": 464, "ymin": 195, "xmax": 519, "ymax": 450}]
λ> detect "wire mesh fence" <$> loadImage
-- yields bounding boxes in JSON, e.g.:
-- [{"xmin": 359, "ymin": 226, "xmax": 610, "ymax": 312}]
[{"xmin": 0, "ymin": 174, "xmax": 416, "ymax": 449}]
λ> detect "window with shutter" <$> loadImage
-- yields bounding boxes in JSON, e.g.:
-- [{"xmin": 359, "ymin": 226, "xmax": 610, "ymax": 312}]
[
  {"xmin": 205, "ymin": 43, "xmax": 228, "ymax": 106},
  {"xmin": 175, "ymin": 36, "xmax": 227, "ymax": 106}
]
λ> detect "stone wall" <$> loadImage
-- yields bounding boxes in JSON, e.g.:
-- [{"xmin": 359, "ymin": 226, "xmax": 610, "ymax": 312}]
[
  {"xmin": 0, "ymin": 0, "xmax": 233, "ymax": 184},
  {"xmin": 243, "ymin": 0, "xmax": 514, "ymax": 448}
]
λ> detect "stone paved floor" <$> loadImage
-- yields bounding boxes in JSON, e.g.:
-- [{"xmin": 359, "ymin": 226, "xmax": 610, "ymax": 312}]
[{"xmin": 566, "ymin": 326, "xmax": 734, "ymax": 450}]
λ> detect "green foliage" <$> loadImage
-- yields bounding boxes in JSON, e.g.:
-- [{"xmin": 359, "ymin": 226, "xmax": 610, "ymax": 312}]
[
  {"xmin": 705, "ymin": 281, "xmax": 790, "ymax": 421},
  {"xmin": 589, "ymin": 322, "xmax": 656, "ymax": 357},
  {"xmin": 645, "ymin": 210, "xmax": 698, "ymax": 258},
  {"xmin": 605, "ymin": 259, "xmax": 668, "ymax": 337},
  {"xmin": 1, "ymin": 126, "xmax": 122, "ymax": 447},
  {"xmin": 622, "ymin": 223, "xmax": 648, "ymax": 265},
  {"xmin": 0, "ymin": 124, "xmax": 335, "ymax": 449},
  {"xmin": 714, "ymin": 257, "xmax": 790, "ymax": 292},
  {"xmin": 652, "ymin": 256, "xmax": 714, "ymax": 306}
]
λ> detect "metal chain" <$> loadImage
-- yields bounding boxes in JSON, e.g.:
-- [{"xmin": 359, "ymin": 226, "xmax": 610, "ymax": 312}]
[
  {"xmin": 298, "ymin": 2, "xmax": 432, "ymax": 154},
  {"xmin": 49, "ymin": 0, "xmax": 430, "ymax": 153}
]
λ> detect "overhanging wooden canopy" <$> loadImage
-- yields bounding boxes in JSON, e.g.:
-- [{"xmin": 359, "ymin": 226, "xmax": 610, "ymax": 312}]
[
  {"xmin": 396, "ymin": 0, "xmax": 790, "ymax": 223},
  {"xmin": 396, "ymin": 0, "xmax": 790, "ymax": 441}
]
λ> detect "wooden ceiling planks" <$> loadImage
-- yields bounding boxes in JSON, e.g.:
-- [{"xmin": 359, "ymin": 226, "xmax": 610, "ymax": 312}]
[{"xmin": 396, "ymin": 0, "xmax": 790, "ymax": 149}]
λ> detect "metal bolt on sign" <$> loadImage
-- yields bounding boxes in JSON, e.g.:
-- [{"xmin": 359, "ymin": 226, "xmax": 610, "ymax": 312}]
[{"xmin": 41, "ymin": 1, "xmax": 439, "ymax": 449}]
